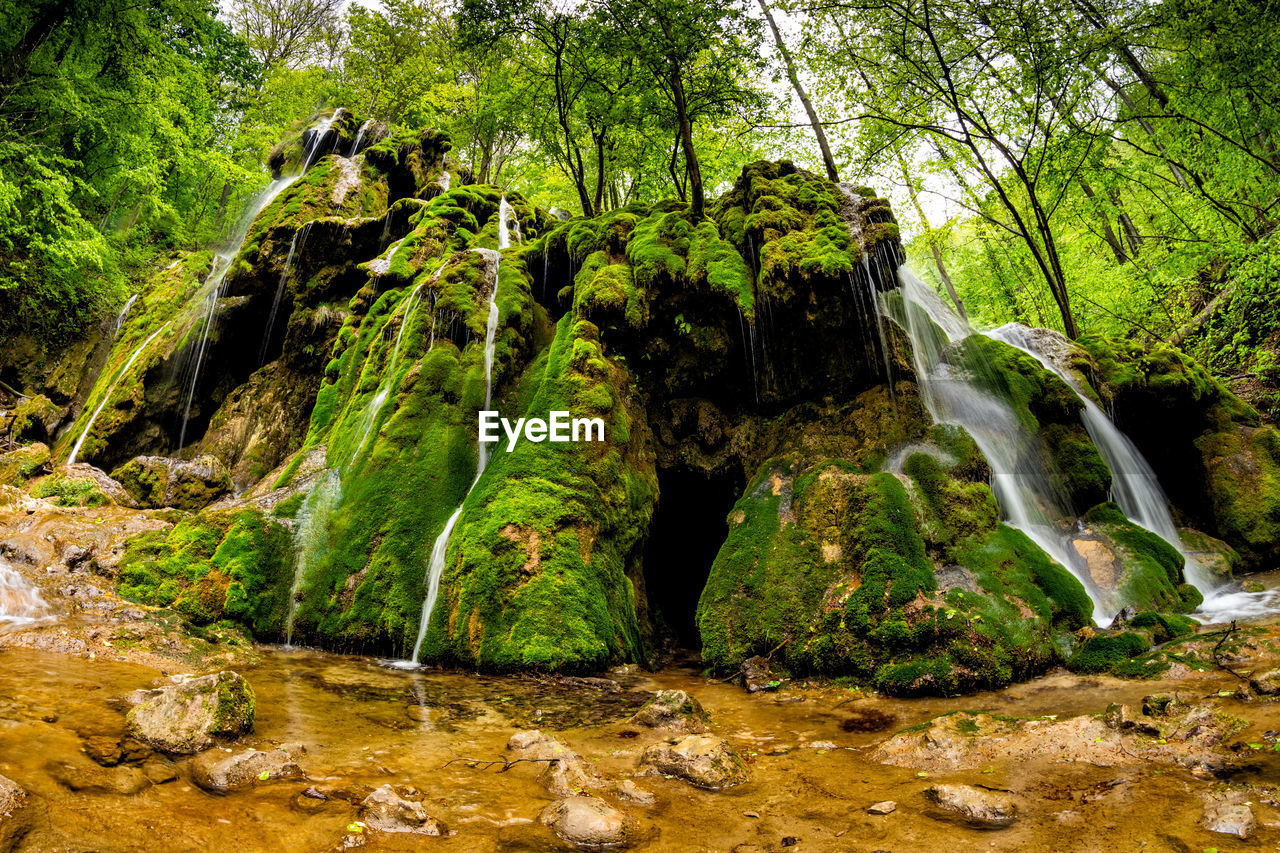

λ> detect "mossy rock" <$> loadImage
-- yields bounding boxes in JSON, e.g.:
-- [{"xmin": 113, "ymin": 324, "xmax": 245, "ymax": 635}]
[
  {"xmin": 0, "ymin": 442, "xmax": 50, "ymax": 486},
  {"xmin": 9, "ymin": 394, "xmax": 60, "ymax": 443},
  {"xmin": 1077, "ymin": 502, "xmax": 1191, "ymax": 613},
  {"xmin": 111, "ymin": 455, "xmax": 233, "ymax": 511}
]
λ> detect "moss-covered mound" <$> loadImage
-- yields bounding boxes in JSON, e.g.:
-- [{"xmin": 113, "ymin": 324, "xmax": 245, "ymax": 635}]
[
  {"xmin": 1082, "ymin": 336, "xmax": 1280, "ymax": 569},
  {"xmin": 117, "ymin": 508, "xmax": 292, "ymax": 636}
]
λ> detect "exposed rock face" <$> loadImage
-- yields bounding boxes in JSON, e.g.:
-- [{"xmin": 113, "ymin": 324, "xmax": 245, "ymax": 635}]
[
  {"xmin": 125, "ymin": 671, "xmax": 256, "ymax": 754},
  {"xmin": 638, "ymin": 735, "xmax": 749, "ymax": 790},
  {"xmin": 540, "ymin": 797, "xmax": 634, "ymax": 847},
  {"xmin": 111, "ymin": 455, "xmax": 232, "ymax": 510},
  {"xmin": 358, "ymin": 785, "xmax": 447, "ymax": 835},
  {"xmin": 924, "ymin": 784, "xmax": 1017, "ymax": 829},
  {"xmin": 629, "ymin": 690, "xmax": 709, "ymax": 733},
  {"xmin": 189, "ymin": 745, "xmax": 303, "ymax": 793},
  {"xmin": 0, "ymin": 774, "xmax": 32, "ymax": 852}
]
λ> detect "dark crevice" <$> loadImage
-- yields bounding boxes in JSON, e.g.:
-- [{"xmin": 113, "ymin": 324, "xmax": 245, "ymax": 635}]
[{"xmin": 643, "ymin": 467, "xmax": 744, "ymax": 649}]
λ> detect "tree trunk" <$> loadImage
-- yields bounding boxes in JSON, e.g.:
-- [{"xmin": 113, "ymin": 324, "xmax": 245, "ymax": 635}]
[
  {"xmin": 895, "ymin": 153, "xmax": 965, "ymax": 320},
  {"xmin": 757, "ymin": 0, "xmax": 839, "ymax": 182},
  {"xmin": 1077, "ymin": 177, "xmax": 1129, "ymax": 264},
  {"xmin": 669, "ymin": 63, "xmax": 704, "ymax": 218}
]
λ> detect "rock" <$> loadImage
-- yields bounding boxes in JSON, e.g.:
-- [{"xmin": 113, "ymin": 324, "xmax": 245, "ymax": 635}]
[
  {"xmin": 924, "ymin": 784, "xmax": 1017, "ymax": 829},
  {"xmin": 406, "ymin": 705, "xmax": 433, "ymax": 724},
  {"xmin": 540, "ymin": 797, "xmax": 634, "ymax": 847},
  {"xmin": 1250, "ymin": 668, "xmax": 1280, "ymax": 695},
  {"xmin": 638, "ymin": 735, "xmax": 749, "ymax": 790},
  {"xmin": 612, "ymin": 779, "xmax": 656, "ymax": 805},
  {"xmin": 741, "ymin": 656, "xmax": 777, "ymax": 693},
  {"xmin": 141, "ymin": 760, "xmax": 178, "ymax": 784},
  {"xmin": 83, "ymin": 735, "xmax": 122, "ymax": 766},
  {"xmin": 42, "ymin": 463, "xmax": 139, "ymax": 508},
  {"xmin": 111, "ymin": 454, "xmax": 232, "ymax": 511},
  {"xmin": 1202, "ymin": 798, "xmax": 1255, "ymax": 839},
  {"xmin": 0, "ymin": 442, "xmax": 49, "ymax": 487},
  {"xmin": 507, "ymin": 730, "xmax": 602, "ymax": 797},
  {"xmin": 1102, "ymin": 703, "xmax": 1162, "ymax": 737},
  {"xmin": 359, "ymin": 784, "xmax": 447, "ymax": 835},
  {"xmin": 124, "ymin": 670, "xmax": 255, "ymax": 754},
  {"xmin": 47, "ymin": 761, "xmax": 150, "ymax": 795},
  {"xmin": 0, "ymin": 774, "xmax": 32, "ymax": 852},
  {"xmin": 629, "ymin": 690, "xmax": 709, "ymax": 733},
  {"xmin": 867, "ymin": 801, "xmax": 897, "ymax": 815},
  {"xmin": 189, "ymin": 745, "xmax": 303, "ymax": 793}
]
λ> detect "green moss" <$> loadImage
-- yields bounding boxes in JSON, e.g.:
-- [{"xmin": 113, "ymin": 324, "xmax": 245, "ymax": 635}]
[
  {"xmin": 32, "ymin": 473, "xmax": 110, "ymax": 507},
  {"xmin": 116, "ymin": 509, "xmax": 292, "ymax": 637},
  {"xmin": 1083, "ymin": 502, "xmax": 1188, "ymax": 610},
  {"xmin": 1067, "ymin": 631, "xmax": 1151, "ymax": 674},
  {"xmin": 1128, "ymin": 610, "xmax": 1198, "ymax": 643}
]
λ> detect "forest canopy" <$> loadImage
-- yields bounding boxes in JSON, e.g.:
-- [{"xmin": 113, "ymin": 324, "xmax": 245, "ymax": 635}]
[{"xmin": 3, "ymin": 0, "xmax": 1279, "ymax": 416}]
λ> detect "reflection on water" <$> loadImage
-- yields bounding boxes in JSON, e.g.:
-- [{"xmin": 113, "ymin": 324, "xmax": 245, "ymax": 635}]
[{"xmin": 1, "ymin": 643, "xmax": 1277, "ymax": 851}]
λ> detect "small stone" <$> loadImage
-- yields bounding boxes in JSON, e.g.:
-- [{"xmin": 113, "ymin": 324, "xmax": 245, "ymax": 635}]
[
  {"xmin": 806, "ymin": 741, "xmax": 838, "ymax": 750},
  {"xmin": 867, "ymin": 801, "xmax": 897, "ymax": 815},
  {"xmin": 189, "ymin": 746, "xmax": 302, "ymax": 793},
  {"xmin": 1202, "ymin": 801, "xmax": 1255, "ymax": 839},
  {"xmin": 1249, "ymin": 668, "xmax": 1280, "ymax": 696},
  {"xmin": 142, "ymin": 760, "xmax": 178, "ymax": 784},
  {"xmin": 613, "ymin": 779, "xmax": 656, "ymax": 805},
  {"xmin": 742, "ymin": 656, "xmax": 777, "ymax": 693},
  {"xmin": 83, "ymin": 735, "xmax": 122, "ymax": 767},
  {"xmin": 630, "ymin": 690, "xmax": 710, "ymax": 733},
  {"xmin": 540, "ymin": 797, "xmax": 634, "ymax": 847},
  {"xmin": 924, "ymin": 784, "xmax": 1017, "ymax": 829},
  {"xmin": 406, "ymin": 705, "xmax": 433, "ymax": 724},
  {"xmin": 638, "ymin": 735, "xmax": 750, "ymax": 790},
  {"xmin": 0, "ymin": 773, "xmax": 33, "ymax": 851},
  {"xmin": 359, "ymin": 784, "xmax": 447, "ymax": 835},
  {"xmin": 47, "ymin": 761, "xmax": 150, "ymax": 795}
]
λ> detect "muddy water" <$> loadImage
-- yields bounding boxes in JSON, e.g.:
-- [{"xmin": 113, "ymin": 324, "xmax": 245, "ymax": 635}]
[{"xmin": 1, "ymin": 644, "xmax": 1278, "ymax": 852}]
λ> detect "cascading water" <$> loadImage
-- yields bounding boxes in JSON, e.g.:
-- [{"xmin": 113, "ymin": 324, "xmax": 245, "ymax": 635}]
[
  {"xmin": 986, "ymin": 323, "xmax": 1280, "ymax": 623},
  {"xmin": 839, "ymin": 184, "xmax": 895, "ymax": 388},
  {"xmin": 890, "ymin": 268, "xmax": 1111, "ymax": 623},
  {"xmin": 0, "ymin": 557, "xmax": 52, "ymax": 630},
  {"xmin": 349, "ymin": 119, "xmax": 372, "ymax": 156},
  {"xmin": 402, "ymin": 200, "xmax": 517, "ymax": 665},
  {"xmin": 178, "ymin": 110, "xmax": 344, "ymax": 450},
  {"xmin": 113, "ymin": 294, "xmax": 138, "ymax": 337},
  {"xmin": 67, "ymin": 323, "xmax": 171, "ymax": 466},
  {"xmin": 284, "ymin": 469, "xmax": 342, "ymax": 647},
  {"xmin": 259, "ymin": 224, "xmax": 309, "ymax": 365}
]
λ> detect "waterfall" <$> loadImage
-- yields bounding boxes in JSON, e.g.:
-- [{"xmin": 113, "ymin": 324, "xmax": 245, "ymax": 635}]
[
  {"xmin": 112, "ymin": 294, "xmax": 138, "ymax": 337},
  {"xmin": 891, "ymin": 268, "xmax": 1111, "ymax": 623},
  {"xmin": 259, "ymin": 224, "xmax": 309, "ymax": 365},
  {"xmin": 67, "ymin": 323, "xmax": 171, "ymax": 466},
  {"xmin": 177, "ymin": 110, "xmax": 343, "ymax": 451},
  {"xmin": 986, "ymin": 323, "xmax": 1280, "ymax": 623},
  {"xmin": 402, "ymin": 200, "xmax": 517, "ymax": 666},
  {"xmin": 0, "ymin": 557, "xmax": 52, "ymax": 630},
  {"xmin": 349, "ymin": 119, "xmax": 372, "ymax": 156},
  {"xmin": 838, "ymin": 185, "xmax": 895, "ymax": 387},
  {"xmin": 284, "ymin": 469, "xmax": 342, "ymax": 646}
]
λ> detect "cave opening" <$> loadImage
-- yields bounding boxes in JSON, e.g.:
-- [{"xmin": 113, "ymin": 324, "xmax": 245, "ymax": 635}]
[{"xmin": 643, "ymin": 467, "xmax": 744, "ymax": 649}]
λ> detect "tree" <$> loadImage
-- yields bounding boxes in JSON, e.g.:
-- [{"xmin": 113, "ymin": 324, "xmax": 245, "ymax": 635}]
[{"xmin": 227, "ymin": 0, "xmax": 343, "ymax": 71}]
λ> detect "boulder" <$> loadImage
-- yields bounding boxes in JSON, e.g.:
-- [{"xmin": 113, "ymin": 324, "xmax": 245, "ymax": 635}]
[
  {"xmin": 189, "ymin": 745, "xmax": 303, "ymax": 793},
  {"xmin": 506, "ymin": 730, "xmax": 601, "ymax": 796},
  {"xmin": 124, "ymin": 671, "xmax": 255, "ymax": 754},
  {"xmin": 540, "ymin": 797, "xmax": 634, "ymax": 847},
  {"xmin": 36, "ymin": 463, "xmax": 138, "ymax": 508},
  {"xmin": 924, "ymin": 784, "xmax": 1017, "ymax": 829},
  {"xmin": 629, "ymin": 690, "xmax": 709, "ymax": 733},
  {"xmin": 0, "ymin": 443, "xmax": 49, "ymax": 487},
  {"xmin": 111, "ymin": 454, "xmax": 232, "ymax": 510},
  {"xmin": 0, "ymin": 774, "xmax": 32, "ymax": 853},
  {"xmin": 359, "ymin": 785, "xmax": 447, "ymax": 835},
  {"xmin": 638, "ymin": 735, "xmax": 749, "ymax": 790}
]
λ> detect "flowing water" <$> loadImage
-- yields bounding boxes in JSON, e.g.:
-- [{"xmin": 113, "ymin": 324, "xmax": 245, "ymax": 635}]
[
  {"xmin": 259, "ymin": 224, "xmax": 309, "ymax": 365},
  {"xmin": 284, "ymin": 470, "xmax": 343, "ymax": 647},
  {"xmin": 67, "ymin": 323, "xmax": 172, "ymax": 467},
  {"xmin": 0, "ymin": 556, "xmax": 51, "ymax": 630},
  {"xmin": 1, "ymin": 641, "xmax": 1276, "ymax": 851},
  {"xmin": 405, "ymin": 202, "xmax": 517, "ymax": 664},
  {"xmin": 112, "ymin": 294, "xmax": 138, "ymax": 337},
  {"xmin": 985, "ymin": 322, "xmax": 1280, "ymax": 624},
  {"xmin": 177, "ymin": 110, "xmax": 344, "ymax": 450}
]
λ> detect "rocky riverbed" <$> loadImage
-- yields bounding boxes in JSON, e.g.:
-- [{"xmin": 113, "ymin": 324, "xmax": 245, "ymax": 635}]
[{"xmin": 3, "ymin": 546, "xmax": 1280, "ymax": 851}]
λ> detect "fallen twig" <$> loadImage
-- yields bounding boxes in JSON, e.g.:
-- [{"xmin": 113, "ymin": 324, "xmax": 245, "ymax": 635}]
[{"xmin": 442, "ymin": 755, "xmax": 560, "ymax": 773}]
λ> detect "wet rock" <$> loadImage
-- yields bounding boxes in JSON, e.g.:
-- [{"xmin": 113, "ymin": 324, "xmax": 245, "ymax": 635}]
[
  {"xmin": 741, "ymin": 657, "xmax": 777, "ymax": 693},
  {"xmin": 47, "ymin": 760, "xmax": 150, "ymax": 795},
  {"xmin": 540, "ymin": 796, "xmax": 634, "ymax": 847},
  {"xmin": 45, "ymin": 463, "xmax": 139, "ymax": 508},
  {"xmin": 507, "ymin": 730, "xmax": 602, "ymax": 796},
  {"xmin": 189, "ymin": 744, "xmax": 303, "ymax": 793},
  {"xmin": 0, "ymin": 773, "xmax": 32, "ymax": 852},
  {"xmin": 629, "ymin": 690, "xmax": 709, "ymax": 733},
  {"xmin": 1103, "ymin": 703, "xmax": 1162, "ymax": 736},
  {"xmin": 111, "ymin": 454, "xmax": 232, "ymax": 511},
  {"xmin": 1202, "ymin": 800, "xmax": 1255, "ymax": 839},
  {"xmin": 638, "ymin": 735, "xmax": 749, "ymax": 790},
  {"xmin": 924, "ymin": 784, "xmax": 1017, "ymax": 829},
  {"xmin": 405, "ymin": 705, "xmax": 433, "ymax": 724},
  {"xmin": 124, "ymin": 670, "xmax": 255, "ymax": 754},
  {"xmin": 359, "ymin": 784, "xmax": 447, "ymax": 835},
  {"xmin": 867, "ymin": 801, "xmax": 897, "ymax": 815},
  {"xmin": 612, "ymin": 779, "xmax": 656, "ymax": 805},
  {"xmin": 141, "ymin": 760, "xmax": 178, "ymax": 785},
  {"xmin": 1249, "ymin": 668, "xmax": 1280, "ymax": 695},
  {"xmin": 1141, "ymin": 693, "xmax": 1181, "ymax": 716},
  {"xmin": 83, "ymin": 735, "xmax": 122, "ymax": 766}
]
